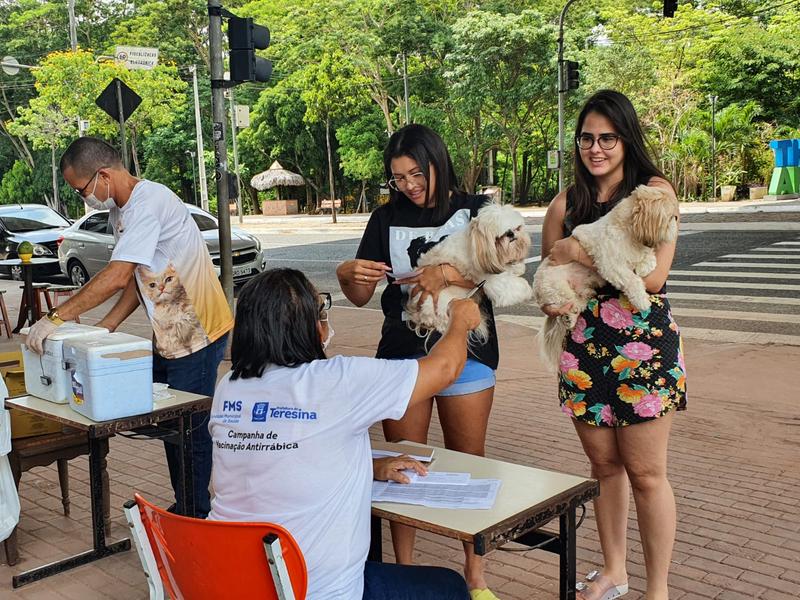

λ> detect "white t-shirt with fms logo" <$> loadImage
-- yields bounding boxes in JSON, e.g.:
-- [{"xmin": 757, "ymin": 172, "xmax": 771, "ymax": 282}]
[
  {"xmin": 208, "ymin": 355, "xmax": 418, "ymax": 600},
  {"xmin": 109, "ymin": 180, "xmax": 233, "ymax": 359}
]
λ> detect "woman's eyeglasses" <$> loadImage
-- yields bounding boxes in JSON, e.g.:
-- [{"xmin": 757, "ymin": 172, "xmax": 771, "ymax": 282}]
[
  {"xmin": 576, "ymin": 134, "xmax": 621, "ymax": 151},
  {"xmin": 318, "ymin": 292, "xmax": 332, "ymax": 320},
  {"xmin": 387, "ymin": 171, "xmax": 426, "ymax": 191}
]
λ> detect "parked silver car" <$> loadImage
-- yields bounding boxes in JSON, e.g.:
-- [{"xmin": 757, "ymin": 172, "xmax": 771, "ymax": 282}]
[{"xmin": 57, "ymin": 204, "xmax": 267, "ymax": 286}]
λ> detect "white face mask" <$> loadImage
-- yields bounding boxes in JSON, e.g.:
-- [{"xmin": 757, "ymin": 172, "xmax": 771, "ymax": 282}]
[
  {"xmin": 322, "ymin": 322, "xmax": 335, "ymax": 351},
  {"xmin": 84, "ymin": 177, "xmax": 116, "ymax": 211}
]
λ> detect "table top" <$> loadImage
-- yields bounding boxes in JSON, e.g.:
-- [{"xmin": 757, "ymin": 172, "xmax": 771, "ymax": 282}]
[
  {"xmin": 5, "ymin": 391, "xmax": 212, "ymax": 437},
  {"xmin": 371, "ymin": 442, "xmax": 598, "ymax": 552},
  {"xmin": 0, "ymin": 257, "xmax": 60, "ymax": 266}
]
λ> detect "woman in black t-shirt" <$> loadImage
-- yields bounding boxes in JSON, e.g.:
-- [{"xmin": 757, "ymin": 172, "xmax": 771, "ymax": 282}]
[{"xmin": 337, "ymin": 124, "xmax": 497, "ymax": 599}]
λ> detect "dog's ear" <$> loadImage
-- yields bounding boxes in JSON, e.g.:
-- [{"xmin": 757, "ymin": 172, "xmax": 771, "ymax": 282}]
[
  {"xmin": 630, "ymin": 186, "xmax": 673, "ymax": 247},
  {"xmin": 470, "ymin": 218, "xmax": 505, "ymax": 274}
]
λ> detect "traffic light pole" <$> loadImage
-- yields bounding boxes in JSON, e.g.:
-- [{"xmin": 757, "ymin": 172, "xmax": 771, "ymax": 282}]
[
  {"xmin": 208, "ymin": 0, "xmax": 234, "ymax": 307},
  {"xmin": 557, "ymin": 0, "xmax": 579, "ymax": 193}
]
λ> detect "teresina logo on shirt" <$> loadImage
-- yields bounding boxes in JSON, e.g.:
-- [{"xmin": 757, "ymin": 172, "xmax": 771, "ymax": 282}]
[{"xmin": 252, "ymin": 402, "xmax": 317, "ymax": 422}]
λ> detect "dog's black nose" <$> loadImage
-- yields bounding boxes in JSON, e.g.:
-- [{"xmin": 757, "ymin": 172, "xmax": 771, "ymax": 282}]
[{"xmin": 504, "ymin": 230, "xmax": 516, "ymax": 240}]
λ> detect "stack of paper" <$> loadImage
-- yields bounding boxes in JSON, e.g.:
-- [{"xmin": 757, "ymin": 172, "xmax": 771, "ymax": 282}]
[
  {"xmin": 372, "ymin": 471, "xmax": 501, "ymax": 510},
  {"xmin": 371, "ymin": 441, "xmax": 434, "ymax": 463}
]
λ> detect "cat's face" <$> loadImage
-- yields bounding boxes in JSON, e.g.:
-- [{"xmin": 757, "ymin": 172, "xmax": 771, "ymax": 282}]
[{"xmin": 139, "ymin": 264, "xmax": 182, "ymax": 303}]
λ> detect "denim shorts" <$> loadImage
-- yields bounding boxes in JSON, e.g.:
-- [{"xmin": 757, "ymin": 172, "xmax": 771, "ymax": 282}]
[
  {"xmin": 393, "ymin": 355, "xmax": 495, "ymax": 397},
  {"xmin": 438, "ymin": 358, "xmax": 496, "ymax": 396}
]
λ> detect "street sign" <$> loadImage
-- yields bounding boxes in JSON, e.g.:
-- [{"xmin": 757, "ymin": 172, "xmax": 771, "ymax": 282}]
[
  {"xmin": 235, "ymin": 105, "xmax": 250, "ymax": 128},
  {"xmin": 78, "ymin": 119, "xmax": 90, "ymax": 135},
  {"xmin": 1, "ymin": 56, "xmax": 19, "ymax": 75},
  {"xmin": 95, "ymin": 78, "xmax": 142, "ymax": 122},
  {"xmin": 115, "ymin": 46, "xmax": 159, "ymax": 70},
  {"xmin": 547, "ymin": 150, "xmax": 560, "ymax": 170}
]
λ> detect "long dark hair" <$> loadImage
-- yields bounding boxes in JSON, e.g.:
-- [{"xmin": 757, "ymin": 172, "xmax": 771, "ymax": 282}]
[
  {"xmin": 383, "ymin": 124, "xmax": 460, "ymax": 223},
  {"xmin": 569, "ymin": 90, "xmax": 667, "ymax": 227},
  {"xmin": 231, "ymin": 268, "xmax": 325, "ymax": 379}
]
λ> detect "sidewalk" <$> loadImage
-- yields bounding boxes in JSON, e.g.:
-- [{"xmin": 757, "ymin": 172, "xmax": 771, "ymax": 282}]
[
  {"xmin": 0, "ymin": 284, "xmax": 797, "ymax": 599},
  {"xmin": 237, "ymin": 195, "xmax": 800, "ymax": 234}
]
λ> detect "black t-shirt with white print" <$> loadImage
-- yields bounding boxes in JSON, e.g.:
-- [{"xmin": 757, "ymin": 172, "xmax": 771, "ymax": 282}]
[{"xmin": 355, "ymin": 192, "xmax": 499, "ymax": 369}]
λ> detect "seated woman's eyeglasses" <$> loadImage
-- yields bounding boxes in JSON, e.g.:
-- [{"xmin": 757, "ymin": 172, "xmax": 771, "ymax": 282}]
[
  {"xmin": 318, "ymin": 292, "xmax": 332, "ymax": 320},
  {"xmin": 576, "ymin": 134, "xmax": 621, "ymax": 151},
  {"xmin": 387, "ymin": 171, "xmax": 426, "ymax": 191}
]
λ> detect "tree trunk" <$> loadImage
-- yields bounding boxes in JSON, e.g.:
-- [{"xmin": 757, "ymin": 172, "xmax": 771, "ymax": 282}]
[
  {"xmin": 510, "ymin": 141, "xmax": 518, "ymax": 204},
  {"xmin": 326, "ymin": 117, "xmax": 337, "ymax": 224},
  {"xmin": 49, "ymin": 144, "xmax": 60, "ymax": 212}
]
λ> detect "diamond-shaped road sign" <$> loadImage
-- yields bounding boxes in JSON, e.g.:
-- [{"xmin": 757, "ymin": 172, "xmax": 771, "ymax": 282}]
[{"xmin": 95, "ymin": 78, "xmax": 142, "ymax": 123}]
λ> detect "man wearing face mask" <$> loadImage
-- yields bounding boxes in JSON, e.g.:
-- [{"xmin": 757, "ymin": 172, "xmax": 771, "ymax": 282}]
[{"xmin": 26, "ymin": 137, "xmax": 233, "ymax": 518}]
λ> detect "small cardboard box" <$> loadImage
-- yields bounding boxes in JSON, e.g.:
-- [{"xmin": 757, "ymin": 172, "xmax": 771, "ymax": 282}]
[{"xmin": 1, "ymin": 354, "xmax": 62, "ymax": 439}]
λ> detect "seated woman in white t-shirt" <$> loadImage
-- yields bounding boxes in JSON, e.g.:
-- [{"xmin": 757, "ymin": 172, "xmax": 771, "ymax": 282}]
[{"xmin": 208, "ymin": 268, "xmax": 478, "ymax": 600}]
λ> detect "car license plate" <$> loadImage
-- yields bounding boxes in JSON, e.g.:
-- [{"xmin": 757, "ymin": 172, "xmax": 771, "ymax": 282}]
[{"xmin": 233, "ymin": 266, "xmax": 252, "ymax": 278}]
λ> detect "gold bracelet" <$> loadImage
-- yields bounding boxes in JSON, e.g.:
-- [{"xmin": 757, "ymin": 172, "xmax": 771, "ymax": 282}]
[{"xmin": 440, "ymin": 264, "xmax": 450, "ymax": 287}]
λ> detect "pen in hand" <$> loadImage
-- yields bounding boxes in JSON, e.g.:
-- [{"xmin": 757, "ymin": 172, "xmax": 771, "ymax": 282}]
[{"xmin": 465, "ymin": 280, "xmax": 486, "ymax": 299}]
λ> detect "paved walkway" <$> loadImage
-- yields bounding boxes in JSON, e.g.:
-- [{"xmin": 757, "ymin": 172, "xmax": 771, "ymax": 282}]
[{"xmin": 0, "ymin": 281, "xmax": 797, "ymax": 599}]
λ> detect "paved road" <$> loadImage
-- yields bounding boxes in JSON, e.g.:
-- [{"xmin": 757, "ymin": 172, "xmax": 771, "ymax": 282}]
[{"xmin": 255, "ymin": 220, "xmax": 800, "ymax": 346}]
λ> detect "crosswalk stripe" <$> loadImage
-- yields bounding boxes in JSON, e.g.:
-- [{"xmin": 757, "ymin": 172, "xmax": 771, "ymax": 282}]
[
  {"xmin": 667, "ymin": 292, "xmax": 800, "ymax": 306},
  {"xmin": 493, "ymin": 315, "xmax": 800, "ymax": 346},
  {"xmin": 751, "ymin": 247, "xmax": 800, "ymax": 252},
  {"xmin": 669, "ymin": 307, "xmax": 800, "ymax": 324},
  {"xmin": 671, "ymin": 270, "xmax": 800, "ymax": 279},
  {"xmin": 775, "ymin": 241, "xmax": 800, "ymax": 245},
  {"xmin": 669, "ymin": 280, "xmax": 800, "ymax": 290},
  {"xmin": 721, "ymin": 254, "xmax": 800, "ymax": 260},
  {"xmin": 693, "ymin": 261, "xmax": 800, "ymax": 269}
]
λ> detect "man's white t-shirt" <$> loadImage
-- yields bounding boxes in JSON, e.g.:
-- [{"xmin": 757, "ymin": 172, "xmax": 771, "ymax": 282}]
[
  {"xmin": 109, "ymin": 180, "xmax": 233, "ymax": 359},
  {"xmin": 208, "ymin": 355, "xmax": 418, "ymax": 600}
]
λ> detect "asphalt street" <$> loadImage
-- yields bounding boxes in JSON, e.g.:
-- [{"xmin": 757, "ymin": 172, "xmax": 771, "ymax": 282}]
[{"xmin": 255, "ymin": 213, "xmax": 800, "ymax": 345}]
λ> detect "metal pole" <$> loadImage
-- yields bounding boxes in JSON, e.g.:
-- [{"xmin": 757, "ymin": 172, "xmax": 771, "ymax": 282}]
[
  {"xmin": 208, "ymin": 0, "xmax": 233, "ymax": 306},
  {"xmin": 402, "ymin": 51, "xmax": 410, "ymax": 125},
  {"xmin": 191, "ymin": 65, "xmax": 210, "ymax": 212},
  {"xmin": 229, "ymin": 89, "xmax": 243, "ymax": 224},
  {"xmin": 709, "ymin": 94, "xmax": 717, "ymax": 200},
  {"xmin": 115, "ymin": 79, "xmax": 129, "ymax": 172},
  {"xmin": 186, "ymin": 150, "xmax": 198, "ymax": 206},
  {"xmin": 557, "ymin": 0, "xmax": 579, "ymax": 193},
  {"xmin": 67, "ymin": 0, "xmax": 77, "ymax": 50}
]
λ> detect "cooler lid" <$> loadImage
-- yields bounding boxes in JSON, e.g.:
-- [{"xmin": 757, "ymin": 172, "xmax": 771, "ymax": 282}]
[
  {"xmin": 20, "ymin": 323, "xmax": 108, "ymax": 341},
  {"xmin": 64, "ymin": 332, "xmax": 153, "ymax": 359}
]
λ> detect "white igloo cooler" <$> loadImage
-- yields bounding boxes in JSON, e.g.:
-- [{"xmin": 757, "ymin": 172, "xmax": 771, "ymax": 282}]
[
  {"xmin": 63, "ymin": 332, "xmax": 153, "ymax": 421},
  {"xmin": 20, "ymin": 323, "xmax": 109, "ymax": 404}
]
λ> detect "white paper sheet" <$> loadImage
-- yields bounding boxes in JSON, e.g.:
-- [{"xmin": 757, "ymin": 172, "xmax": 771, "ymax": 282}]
[
  {"xmin": 402, "ymin": 470, "xmax": 471, "ymax": 485},
  {"xmin": 372, "ymin": 479, "xmax": 501, "ymax": 510},
  {"xmin": 372, "ymin": 449, "xmax": 435, "ymax": 463}
]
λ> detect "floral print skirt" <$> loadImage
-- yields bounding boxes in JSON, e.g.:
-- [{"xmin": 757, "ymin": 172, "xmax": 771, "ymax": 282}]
[{"xmin": 558, "ymin": 290, "xmax": 687, "ymax": 427}]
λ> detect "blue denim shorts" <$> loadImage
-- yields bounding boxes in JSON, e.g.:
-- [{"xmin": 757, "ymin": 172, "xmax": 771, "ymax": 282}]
[
  {"xmin": 393, "ymin": 355, "xmax": 495, "ymax": 397},
  {"xmin": 438, "ymin": 358, "xmax": 496, "ymax": 397}
]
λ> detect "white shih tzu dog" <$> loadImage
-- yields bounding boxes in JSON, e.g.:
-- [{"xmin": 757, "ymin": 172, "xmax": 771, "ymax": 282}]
[
  {"xmin": 533, "ymin": 184, "xmax": 680, "ymax": 371},
  {"xmin": 405, "ymin": 203, "xmax": 533, "ymax": 341}
]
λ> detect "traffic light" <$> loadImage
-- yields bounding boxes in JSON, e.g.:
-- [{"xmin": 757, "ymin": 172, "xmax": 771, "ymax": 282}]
[
  {"xmin": 228, "ymin": 16, "xmax": 272, "ymax": 83},
  {"xmin": 565, "ymin": 60, "xmax": 580, "ymax": 91},
  {"xmin": 664, "ymin": 0, "xmax": 678, "ymax": 17}
]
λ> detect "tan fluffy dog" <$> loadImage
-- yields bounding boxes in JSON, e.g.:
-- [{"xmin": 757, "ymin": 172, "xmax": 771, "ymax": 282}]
[{"xmin": 533, "ymin": 185, "xmax": 679, "ymax": 371}]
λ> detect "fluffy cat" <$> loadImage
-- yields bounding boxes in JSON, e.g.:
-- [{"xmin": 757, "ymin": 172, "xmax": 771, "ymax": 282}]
[{"xmin": 138, "ymin": 263, "xmax": 209, "ymax": 355}]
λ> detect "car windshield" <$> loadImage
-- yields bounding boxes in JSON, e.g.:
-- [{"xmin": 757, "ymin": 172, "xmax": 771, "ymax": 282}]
[
  {"xmin": 0, "ymin": 207, "xmax": 70, "ymax": 232},
  {"xmin": 191, "ymin": 213, "xmax": 218, "ymax": 232}
]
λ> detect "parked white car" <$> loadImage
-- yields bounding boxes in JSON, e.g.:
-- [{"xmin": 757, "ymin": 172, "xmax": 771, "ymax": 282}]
[{"xmin": 57, "ymin": 204, "xmax": 266, "ymax": 286}]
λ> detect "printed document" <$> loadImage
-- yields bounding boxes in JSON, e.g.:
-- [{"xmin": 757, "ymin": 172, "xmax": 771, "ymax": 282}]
[{"xmin": 372, "ymin": 479, "xmax": 501, "ymax": 510}]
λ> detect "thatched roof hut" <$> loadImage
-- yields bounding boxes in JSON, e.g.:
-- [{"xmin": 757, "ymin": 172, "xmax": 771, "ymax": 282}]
[{"xmin": 250, "ymin": 161, "xmax": 305, "ymax": 192}]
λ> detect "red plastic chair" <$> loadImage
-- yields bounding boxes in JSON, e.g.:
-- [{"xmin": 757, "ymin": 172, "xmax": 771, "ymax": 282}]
[{"xmin": 123, "ymin": 493, "xmax": 308, "ymax": 600}]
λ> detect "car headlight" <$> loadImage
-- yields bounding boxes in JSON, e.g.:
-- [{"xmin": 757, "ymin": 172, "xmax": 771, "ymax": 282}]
[
  {"xmin": 252, "ymin": 236, "xmax": 261, "ymax": 252},
  {"xmin": 32, "ymin": 243, "xmax": 54, "ymax": 257}
]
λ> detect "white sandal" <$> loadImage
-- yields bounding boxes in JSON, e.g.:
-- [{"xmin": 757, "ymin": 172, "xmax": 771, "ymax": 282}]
[{"xmin": 576, "ymin": 571, "xmax": 629, "ymax": 600}]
